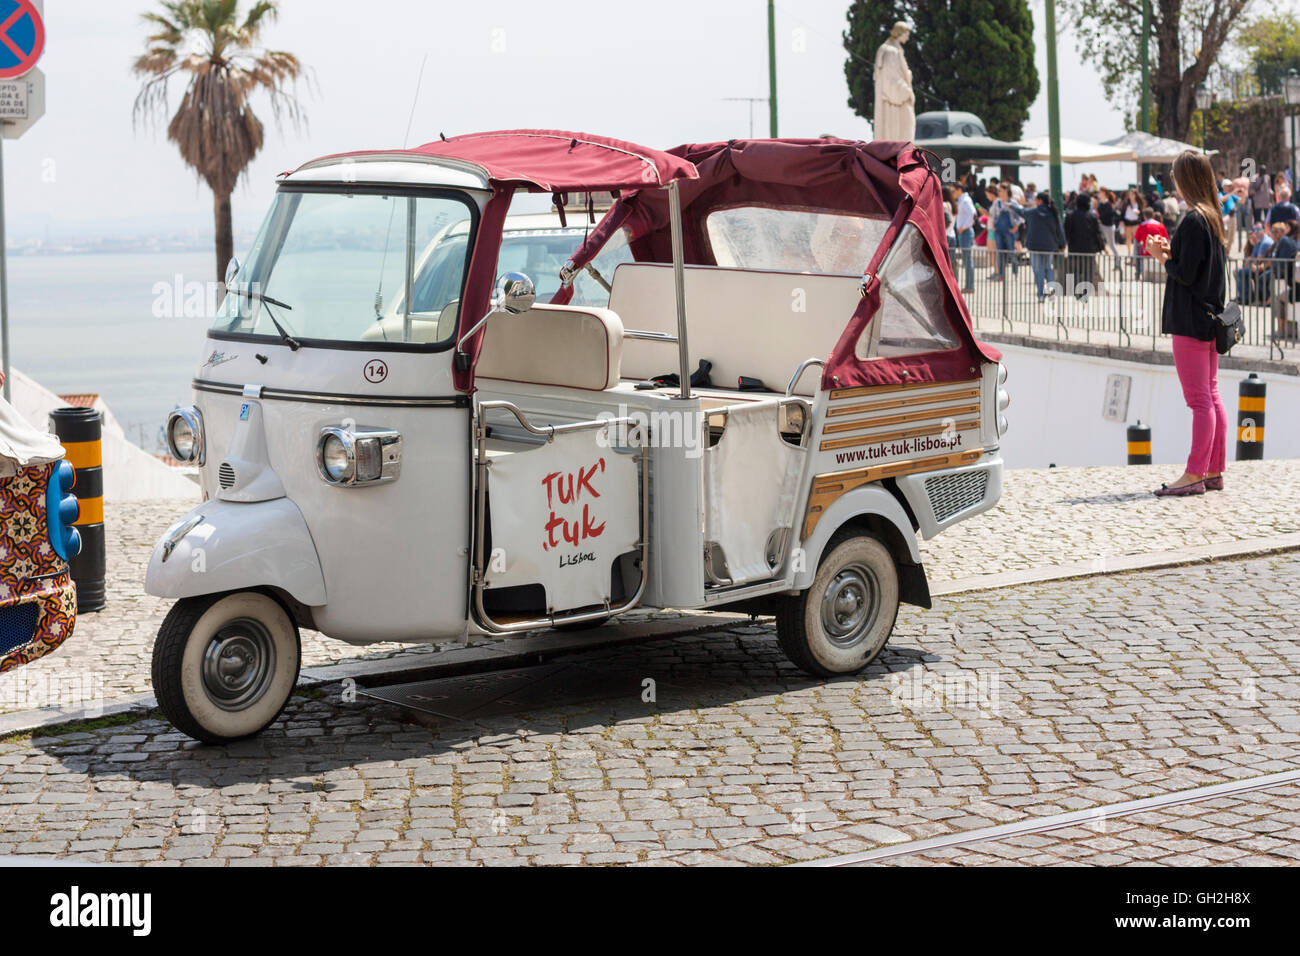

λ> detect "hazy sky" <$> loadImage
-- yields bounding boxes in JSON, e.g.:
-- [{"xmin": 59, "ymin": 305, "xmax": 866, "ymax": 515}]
[{"xmin": 5, "ymin": 0, "xmax": 1156, "ymax": 242}]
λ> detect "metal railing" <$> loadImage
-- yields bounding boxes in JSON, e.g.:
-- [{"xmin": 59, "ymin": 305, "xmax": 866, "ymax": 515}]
[{"xmin": 947, "ymin": 243, "xmax": 1300, "ymax": 361}]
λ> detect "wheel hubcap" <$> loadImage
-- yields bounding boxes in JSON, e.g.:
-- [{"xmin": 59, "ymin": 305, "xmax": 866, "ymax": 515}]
[
  {"xmin": 820, "ymin": 563, "xmax": 879, "ymax": 648},
  {"xmin": 201, "ymin": 618, "xmax": 276, "ymax": 711}
]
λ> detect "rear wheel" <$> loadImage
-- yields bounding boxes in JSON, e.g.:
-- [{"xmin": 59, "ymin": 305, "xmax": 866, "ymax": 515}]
[
  {"xmin": 151, "ymin": 591, "xmax": 301, "ymax": 744},
  {"xmin": 776, "ymin": 532, "xmax": 899, "ymax": 677}
]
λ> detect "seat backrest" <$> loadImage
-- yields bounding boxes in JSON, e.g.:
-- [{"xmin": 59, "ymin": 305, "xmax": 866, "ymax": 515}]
[
  {"xmin": 608, "ymin": 263, "xmax": 861, "ymax": 394},
  {"xmin": 476, "ymin": 304, "xmax": 624, "ymax": 391}
]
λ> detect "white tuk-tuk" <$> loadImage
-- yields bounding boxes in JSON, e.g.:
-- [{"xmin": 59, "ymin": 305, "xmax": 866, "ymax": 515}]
[{"xmin": 148, "ymin": 131, "xmax": 1008, "ymax": 743}]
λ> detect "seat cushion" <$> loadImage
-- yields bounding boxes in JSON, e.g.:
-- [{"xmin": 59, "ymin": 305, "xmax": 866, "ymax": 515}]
[{"xmin": 477, "ymin": 304, "xmax": 624, "ymax": 391}]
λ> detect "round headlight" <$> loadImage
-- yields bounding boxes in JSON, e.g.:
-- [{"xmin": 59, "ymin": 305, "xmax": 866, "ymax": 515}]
[
  {"xmin": 169, "ymin": 418, "xmax": 195, "ymax": 458},
  {"xmin": 320, "ymin": 432, "xmax": 353, "ymax": 482},
  {"xmin": 166, "ymin": 407, "xmax": 203, "ymax": 463}
]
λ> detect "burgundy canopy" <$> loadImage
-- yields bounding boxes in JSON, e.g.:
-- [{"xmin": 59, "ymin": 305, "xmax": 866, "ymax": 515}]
[
  {"xmin": 551, "ymin": 137, "xmax": 1000, "ymax": 389},
  {"xmin": 307, "ymin": 129, "xmax": 699, "ymax": 194}
]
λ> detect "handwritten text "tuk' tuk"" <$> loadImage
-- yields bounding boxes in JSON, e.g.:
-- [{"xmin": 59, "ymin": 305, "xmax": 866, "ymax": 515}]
[{"xmin": 541, "ymin": 460, "xmax": 607, "ymax": 551}]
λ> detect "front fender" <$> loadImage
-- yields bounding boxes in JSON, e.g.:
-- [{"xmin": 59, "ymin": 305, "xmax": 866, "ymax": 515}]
[
  {"xmin": 145, "ymin": 497, "xmax": 326, "ymax": 606},
  {"xmin": 792, "ymin": 483, "xmax": 922, "ymax": 591}
]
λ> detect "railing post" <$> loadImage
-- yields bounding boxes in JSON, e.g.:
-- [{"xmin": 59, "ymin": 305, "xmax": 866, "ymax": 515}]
[
  {"xmin": 1000, "ymin": 249, "xmax": 1010, "ymax": 332},
  {"xmin": 1117, "ymin": 251, "xmax": 1130, "ymax": 347}
]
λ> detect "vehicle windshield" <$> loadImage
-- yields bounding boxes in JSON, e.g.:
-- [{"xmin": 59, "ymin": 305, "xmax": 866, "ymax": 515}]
[{"xmin": 212, "ymin": 188, "xmax": 477, "ymax": 347}]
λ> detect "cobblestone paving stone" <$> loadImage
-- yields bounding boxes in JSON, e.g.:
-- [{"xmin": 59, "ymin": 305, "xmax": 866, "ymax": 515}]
[
  {"xmin": 2, "ymin": 459, "xmax": 1297, "ymax": 715},
  {"xmin": 0, "ymin": 552, "xmax": 1295, "ymax": 865},
  {"xmin": 866, "ymin": 783, "xmax": 1300, "ymax": 867},
  {"xmin": 917, "ymin": 458, "xmax": 1300, "ymax": 583}
]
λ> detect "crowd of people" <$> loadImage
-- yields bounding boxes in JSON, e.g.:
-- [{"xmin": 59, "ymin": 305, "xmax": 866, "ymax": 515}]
[
  {"xmin": 940, "ymin": 165, "xmax": 1300, "ymax": 334},
  {"xmin": 941, "ymin": 151, "xmax": 1282, "ymax": 498}
]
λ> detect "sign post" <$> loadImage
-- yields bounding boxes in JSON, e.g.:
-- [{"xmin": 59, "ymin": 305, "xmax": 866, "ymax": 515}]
[{"xmin": 0, "ymin": 0, "xmax": 45, "ymax": 403}]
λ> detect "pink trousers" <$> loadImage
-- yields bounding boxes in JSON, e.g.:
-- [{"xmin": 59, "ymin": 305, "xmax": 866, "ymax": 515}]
[{"xmin": 1171, "ymin": 334, "xmax": 1228, "ymax": 476}]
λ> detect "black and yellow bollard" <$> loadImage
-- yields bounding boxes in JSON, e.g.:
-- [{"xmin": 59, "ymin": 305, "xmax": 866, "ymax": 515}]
[
  {"xmin": 49, "ymin": 407, "xmax": 106, "ymax": 612},
  {"xmin": 1127, "ymin": 421, "xmax": 1152, "ymax": 464},
  {"xmin": 1236, "ymin": 373, "xmax": 1265, "ymax": 461}
]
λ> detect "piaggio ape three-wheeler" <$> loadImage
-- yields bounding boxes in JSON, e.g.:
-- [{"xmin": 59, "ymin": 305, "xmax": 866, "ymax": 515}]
[{"xmin": 149, "ymin": 131, "xmax": 1008, "ymax": 743}]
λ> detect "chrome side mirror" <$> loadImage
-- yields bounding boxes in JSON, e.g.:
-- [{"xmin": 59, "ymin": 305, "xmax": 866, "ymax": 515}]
[
  {"xmin": 456, "ymin": 272, "xmax": 537, "ymax": 369},
  {"xmin": 224, "ymin": 256, "xmax": 241, "ymax": 286},
  {"xmin": 494, "ymin": 271, "xmax": 535, "ymax": 315}
]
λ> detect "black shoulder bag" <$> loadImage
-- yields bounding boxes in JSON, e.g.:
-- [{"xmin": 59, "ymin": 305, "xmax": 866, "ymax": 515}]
[
  {"xmin": 1198, "ymin": 231, "xmax": 1242, "ymax": 355},
  {"xmin": 1208, "ymin": 299, "xmax": 1244, "ymax": 355}
]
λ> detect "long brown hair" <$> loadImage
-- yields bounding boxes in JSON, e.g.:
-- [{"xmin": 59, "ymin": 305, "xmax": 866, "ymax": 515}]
[{"xmin": 1172, "ymin": 150, "xmax": 1226, "ymax": 246}]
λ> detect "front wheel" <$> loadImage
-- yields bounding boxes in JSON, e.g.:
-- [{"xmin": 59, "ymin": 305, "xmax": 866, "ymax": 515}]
[
  {"xmin": 151, "ymin": 591, "xmax": 301, "ymax": 744},
  {"xmin": 776, "ymin": 532, "xmax": 900, "ymax": 677}
]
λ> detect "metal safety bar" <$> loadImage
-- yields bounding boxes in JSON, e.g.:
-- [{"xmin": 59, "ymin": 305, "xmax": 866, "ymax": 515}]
[
  {"xmin": 471, "ymin": 400, "xmax": 650, "ymax": 634},
  {"xmin": 786, "ymin": 358, "xmax": 826, "ymax": 397},
  {"xmin": 623, "ymin": 329, "xmax": 680, "ymax": 343}
]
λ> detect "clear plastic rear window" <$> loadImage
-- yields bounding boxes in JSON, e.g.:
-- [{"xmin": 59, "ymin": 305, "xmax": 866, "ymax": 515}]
[
  {"xmin": 705, "ymin": 206, "xmax": 888, "ymax": 274},
  {"xmin": 857, "ymin": 224, "xmax": 960, "ymax": 357}
]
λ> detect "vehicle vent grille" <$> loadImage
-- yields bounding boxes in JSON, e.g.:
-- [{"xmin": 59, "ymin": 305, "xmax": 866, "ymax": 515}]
[
  {"xmin": 218, "ymin": 461, "xmax": 236, "ymax": 490},
  {"xmin": 924, "ymin": 469, "xmax": 988, "ymax": 523}
]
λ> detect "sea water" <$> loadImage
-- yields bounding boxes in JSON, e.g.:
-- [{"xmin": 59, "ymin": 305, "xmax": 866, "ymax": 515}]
[{"xmin": 4, "ymin": 251, "xmax": 213, "ymax": 450}]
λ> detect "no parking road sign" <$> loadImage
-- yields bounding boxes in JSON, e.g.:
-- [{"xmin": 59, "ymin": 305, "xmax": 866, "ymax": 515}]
[
  {"xmin": 0, "ymin": 0, "xmax": 41, "ymax": 140},
  {"xmin": 0, "ymin": 0, "xmax": 43, "ymax": 80}
]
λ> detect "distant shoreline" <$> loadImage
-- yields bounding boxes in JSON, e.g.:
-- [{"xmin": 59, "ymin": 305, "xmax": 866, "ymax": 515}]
[{"xmin": 4, "ymin": 246, "xmax": 237, "ymax": 257}]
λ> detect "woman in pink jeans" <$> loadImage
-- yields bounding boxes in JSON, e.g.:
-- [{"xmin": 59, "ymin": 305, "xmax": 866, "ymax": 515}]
[{"xmin": 1145, "ymin": 151, "xmax": 1228, "ymax": 496}]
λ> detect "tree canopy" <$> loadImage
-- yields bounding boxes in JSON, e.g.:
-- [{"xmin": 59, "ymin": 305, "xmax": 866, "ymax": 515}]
[
  {"xmin": 844, "ymin": 0, "xmax": 1039, "ymax": 142},
  {"xmin": 134, "ymin": 0, "xmax": 306, "ymax": 281},
  {"xmin": 1063, "ymin": 0, "xmax": 1254, "ymax": 142}
]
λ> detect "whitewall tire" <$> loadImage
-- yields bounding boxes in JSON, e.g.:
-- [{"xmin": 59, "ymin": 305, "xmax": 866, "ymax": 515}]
[{"xmin": 152, "ymin": 591, "xmax": 301, "ymax": 744}]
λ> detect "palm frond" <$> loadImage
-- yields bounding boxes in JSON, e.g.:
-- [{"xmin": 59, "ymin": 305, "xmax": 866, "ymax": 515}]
[{"xmin": 132, "ymin": 0, "xmax": 307, "ymax": 182}]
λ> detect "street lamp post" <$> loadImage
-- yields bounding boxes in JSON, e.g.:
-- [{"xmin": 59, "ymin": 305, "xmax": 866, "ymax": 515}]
[
  {"xmin": 1284, "ymin": 70, "xmax": 1300, "ymax": 190},
  {"xmin": 1195, "ymin": 84, "xmax": 1212, "ymax": 150},
  {"xmin": 1045, "ymin": 0, "xmax": 1063, "ymax": 211}
]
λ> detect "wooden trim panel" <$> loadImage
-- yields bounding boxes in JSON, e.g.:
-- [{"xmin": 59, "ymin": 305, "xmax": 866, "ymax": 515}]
[
  {"xmin": 828, "ymin": 378, "xmax": 980, "ymax": 402},
  {"xmin": 822, "ymin": 402, "xmax": 981, "ymax": 435},
  {"xmin": 826, "ymin": 386, "xmax": 981, "ymax": 419},
  {"xmin": 802, "ymin": 449, "xmax": 983, "ymax": 538},
  {"xmin": 819, "ymin": 419, "xmax": 979, "ymax": 452}
]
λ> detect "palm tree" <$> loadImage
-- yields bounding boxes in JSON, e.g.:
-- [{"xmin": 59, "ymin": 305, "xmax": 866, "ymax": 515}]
[{"xmin": 133, "ymin": 0, "xmax": 305, "ymax": 283}]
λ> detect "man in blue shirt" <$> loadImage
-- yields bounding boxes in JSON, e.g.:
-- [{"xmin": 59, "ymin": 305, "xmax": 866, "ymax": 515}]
[
  {"xmin": 1267, "ymin": 186, "xmax": 1298, "ymax": 226},
  {"xmin": 953, "ymin": 183, "xmax": 977, "ymax": 294}
]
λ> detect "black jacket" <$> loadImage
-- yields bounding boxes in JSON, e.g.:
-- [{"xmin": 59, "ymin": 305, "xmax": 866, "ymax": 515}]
[
  {"xmin": 1013, "ymin": 202, "xmax": 1066, "ymax": 252},
  {"xmin": 1064, "ymin": 207, "xmax": 1105, "ymax": 253},
  {"xmin": 1161, "ymin": 210, "xmax": 1226, "ymax": 341}
]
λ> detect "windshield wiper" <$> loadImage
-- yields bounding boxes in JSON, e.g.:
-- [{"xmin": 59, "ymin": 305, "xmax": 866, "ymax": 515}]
[{"xmin": 228, "ymin": 286, "xmax": 302, "ymax": 351}]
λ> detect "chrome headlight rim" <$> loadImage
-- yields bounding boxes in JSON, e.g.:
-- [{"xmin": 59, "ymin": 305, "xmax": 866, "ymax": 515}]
[
  {"xmin": 316, "ymin": 427, "xmax": 357, "ymax": 485},
  {"xmin": 166, "ymin": 406, "xmax": 205, "ymax": 465},
  {"xmin": 316, "ymin": 425, "xmax": 402, "ymax": 487}
]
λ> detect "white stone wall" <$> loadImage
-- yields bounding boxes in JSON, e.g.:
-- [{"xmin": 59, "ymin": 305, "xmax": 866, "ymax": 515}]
[
  {"xmin": 997, "ymin": 344, "xmax": 1300, "ymax": 469},
  {"xmin": 7, "ymin": 368, "xmax": 199, "ymax": 502}
]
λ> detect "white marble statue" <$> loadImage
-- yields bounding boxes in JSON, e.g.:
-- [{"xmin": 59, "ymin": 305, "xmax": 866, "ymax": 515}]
[{"xmin": 873, "ymin": 21, "xmax": 915, "ymax": 142}]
